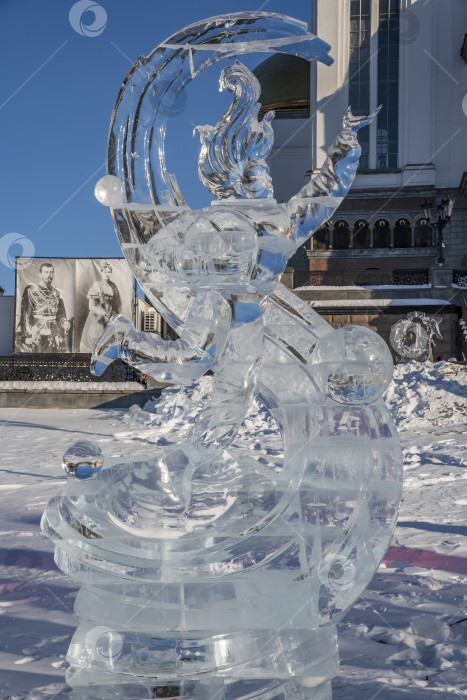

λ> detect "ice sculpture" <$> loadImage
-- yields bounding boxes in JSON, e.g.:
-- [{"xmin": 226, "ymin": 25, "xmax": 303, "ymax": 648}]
[
  {"xmin": 390, "ymin": 311, "xmax": 443, "ymax": 360},
  {"xmin": 41, "ymin": 12, "xmax": 402, "ymax": 699}
]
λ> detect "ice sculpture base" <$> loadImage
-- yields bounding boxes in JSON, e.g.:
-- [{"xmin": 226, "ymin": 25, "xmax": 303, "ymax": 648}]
[
  {"xmin": 67, "ymin": 676, "xmax": 334, "ymax": 700},
  {"xmin": 66, "ymin": 628, "xmax": 337, "ymax": 699},
  {"xmin": 42, "ymin": 393, "xmax": 402, "ymax": 698},
  {"xmin": 42, "ymin": 453, "xmax": 342, "ymax": 698}
]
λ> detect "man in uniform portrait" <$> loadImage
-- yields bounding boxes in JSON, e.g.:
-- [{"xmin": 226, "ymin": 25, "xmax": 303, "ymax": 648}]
[{"xmin": 17, "ymin": 263, "xmax": 70, "ymax": 352}]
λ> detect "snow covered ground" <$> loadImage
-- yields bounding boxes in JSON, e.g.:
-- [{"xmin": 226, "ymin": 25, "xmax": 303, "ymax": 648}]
[{"xmin": 0, "ymin": 361, "xmax": 465, "ymax": 699}]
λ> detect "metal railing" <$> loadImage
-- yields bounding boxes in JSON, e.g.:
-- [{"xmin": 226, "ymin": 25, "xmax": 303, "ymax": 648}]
[
  {"xmin": 293, "ymin": 268, "xmax": 430, "ymax": 288},
  {"xmin": 453, "ymin": 269, "xmax": 467, "ymax": 287},
  {"xmin": 0, "ymin": 354, "xmax": 144, "ymax": 384}
]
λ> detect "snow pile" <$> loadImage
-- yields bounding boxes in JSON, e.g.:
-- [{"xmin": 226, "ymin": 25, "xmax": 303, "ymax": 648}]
[
  {"xmin": 142, "ymin": 376, "xmax": 278, "ymax": 439},
  {"xmin": 144, "ymin": 378, "xmax": 213, "ymax": 428},
  {"xmin": 124, "ymin": 361, "xmax": 467, "ymax": 440},
  {"xmin": 385, "ymin": 361, "xmax": 467, "ymax": 430},
  {"xmin": 114, "ymin": 376, "xmax": 280, "ymax": 461},
  {"xmin": 121, "ymin": 403, "xmax": 155, "ymax": 425}
]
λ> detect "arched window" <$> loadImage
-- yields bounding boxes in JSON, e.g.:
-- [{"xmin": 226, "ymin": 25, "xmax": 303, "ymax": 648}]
[
  {"xmin": 352, "ymin": 219, "xmax": 370, "ymax": 249},
  {"xmin": 332, "ymin": 220, "xmax": 350, "ymax": 249},
  {"xmin": 414, "ymin": 218, "xmax": 433, "ymax": 247},
  {"xmin": 373, "ymin": 219, "xmax": 391, "ymax": 248},
  {"xmin": 313, "ymin": 224, "xmax": 331, "ymax": 250},
  {"xmin": 393, "ymin": 218, "xmax": 412, "ymax": 248}
]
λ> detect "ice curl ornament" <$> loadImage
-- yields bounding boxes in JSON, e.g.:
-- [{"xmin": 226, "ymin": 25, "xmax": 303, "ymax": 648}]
[{"xmin": 42, "ymin": 12, "xmax": 402, "ymax": 699}]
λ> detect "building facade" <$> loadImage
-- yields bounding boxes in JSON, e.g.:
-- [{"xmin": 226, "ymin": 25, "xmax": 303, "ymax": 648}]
[
  {"xmin": 257, "ymin": 0, "xmax": 467, "ymax": 277},
  {"xmin": 254, "ymin": 0, "xmax": 467, "ymax": 359}
]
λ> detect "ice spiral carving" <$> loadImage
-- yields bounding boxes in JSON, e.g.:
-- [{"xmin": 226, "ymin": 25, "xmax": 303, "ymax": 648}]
[{"xmin": 42, "ymin": 12, "xmax": 402, "ymax": 699}]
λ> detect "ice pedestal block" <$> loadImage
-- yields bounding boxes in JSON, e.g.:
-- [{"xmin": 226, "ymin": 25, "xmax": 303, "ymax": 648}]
[
  {"xmin": 67, "ymin": 671, "xmax": 335, "ymax": 700},
  {"xmin": 42, "ymin": 11, "xmax": 403, "ymax": 698}
]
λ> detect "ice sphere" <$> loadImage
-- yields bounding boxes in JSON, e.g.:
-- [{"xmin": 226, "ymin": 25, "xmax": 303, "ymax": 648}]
[
  {"xmin": 62, "ymin": 440, "xmax": 103, "ymax": 479},
  {"xmin": 311, "ymin": 326, "xmax": 393, "ymax": 404},
  {"xmin": 94, "ymin": 175, "xmax": 125, "ymax": 207}
]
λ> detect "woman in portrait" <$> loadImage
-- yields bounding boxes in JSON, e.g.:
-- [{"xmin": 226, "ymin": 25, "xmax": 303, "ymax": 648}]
[{"xmin": 80, "ymin": 261, "xmax": 122, "ymax": 353}]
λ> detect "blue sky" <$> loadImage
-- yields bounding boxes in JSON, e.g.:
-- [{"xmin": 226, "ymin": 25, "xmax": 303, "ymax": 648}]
[{"xmin": 0, "ymin": 0, "xmax": 311, "ymax": 294}]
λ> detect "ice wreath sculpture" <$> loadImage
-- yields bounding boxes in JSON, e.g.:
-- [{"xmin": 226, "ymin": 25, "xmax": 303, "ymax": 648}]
[
  {"xmin": 390, "ymin": 311, "xmax": 443, "ymax": 361},
  {"xmin": 42, "ymin": 12, "xmax": 402, "ymax": 700}
]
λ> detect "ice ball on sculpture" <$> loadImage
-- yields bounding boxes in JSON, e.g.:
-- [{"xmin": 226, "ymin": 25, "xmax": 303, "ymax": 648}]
[
  {"xmin": 62, "ymin": 440, "xmax": 103, "ymax": 479},
  {"xmin": 311, "ymin": 326, "xmax": 393, "ymax": 404},
  {"xmin": 94, "ymin": 175, "xmax": 125, "ymax": 207}
]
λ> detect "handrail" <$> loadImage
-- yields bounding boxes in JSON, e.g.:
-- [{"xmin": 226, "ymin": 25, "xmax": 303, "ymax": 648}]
[
  {"xmin": 293, "ymin": 268, "xmax": 430, "ymax": 288},
  {"xmin": 0, "ymin": 354, "xmax": 144, "ymax": 384}
]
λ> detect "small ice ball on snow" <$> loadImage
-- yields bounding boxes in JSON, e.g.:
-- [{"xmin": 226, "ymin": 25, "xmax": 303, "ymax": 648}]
[
  {"xmin": 62, "ymin": 440, "xmax": 103, "ymax": 479},
  {"xmin": 95, "ymin": 175, "xmax": 125, "ymax": 206},
  {"xmin": 311, "ymin": 326, "xmax": 393, "ymax": 405}
]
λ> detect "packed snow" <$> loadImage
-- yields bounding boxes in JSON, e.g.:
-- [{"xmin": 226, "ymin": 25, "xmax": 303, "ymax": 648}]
[
  {"xmin": 385, "ymin": 362, "xmax": 466, "ymax": 429},
  {"xmin": 0, "ymin": 361, "xmax": 465, "ymax": 699},
  {"xmin": 0, "ymin": 381, "xmax": 143, "ymax": 392}
]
